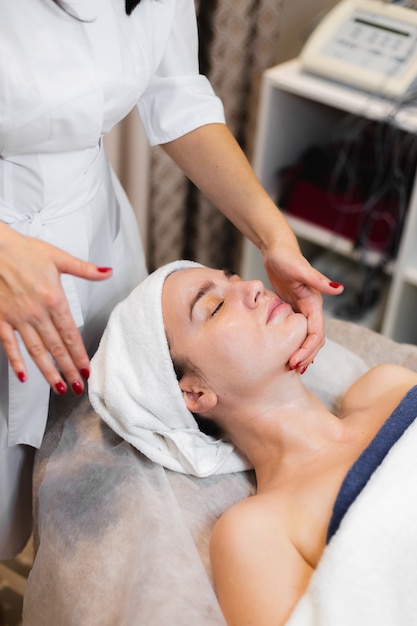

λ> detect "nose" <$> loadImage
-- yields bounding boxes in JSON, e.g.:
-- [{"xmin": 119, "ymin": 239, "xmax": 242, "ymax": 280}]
[{"xmin": 240, "ymin": 279, "xmax": 264, "ymax": 309}]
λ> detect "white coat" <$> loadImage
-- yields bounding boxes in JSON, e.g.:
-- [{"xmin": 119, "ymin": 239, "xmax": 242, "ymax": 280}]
[{"xmin": 0, "ymin": 0, "xmax": 225, "ymax": 557}]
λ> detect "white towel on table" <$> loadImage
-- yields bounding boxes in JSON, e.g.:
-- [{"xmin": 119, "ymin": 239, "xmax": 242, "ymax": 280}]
[{"xmin": 88, "ymin": 260, "xmax": 250, "ymax": 477}]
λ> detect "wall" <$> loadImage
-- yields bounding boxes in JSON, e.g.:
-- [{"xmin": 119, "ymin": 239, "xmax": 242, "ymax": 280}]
[{"xmin": 276, "ymin": 0, "xmax": 340, "ymax": 63}]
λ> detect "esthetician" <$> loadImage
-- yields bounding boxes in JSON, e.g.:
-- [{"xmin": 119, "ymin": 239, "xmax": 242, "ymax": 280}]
[{"xmin": 0, "ymin": 0, "xmax": 342, "ymax": 558}]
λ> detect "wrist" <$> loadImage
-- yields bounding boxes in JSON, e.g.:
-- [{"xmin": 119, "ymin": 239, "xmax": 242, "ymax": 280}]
[{"xmin": 256, "ymin": 207, "xmax": 301, "ymax": 257}]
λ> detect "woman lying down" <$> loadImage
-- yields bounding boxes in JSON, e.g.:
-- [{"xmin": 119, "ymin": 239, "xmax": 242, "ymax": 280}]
[{"xmin": 89, "ymin": 260, "xmax": 417, "ymax": 626}]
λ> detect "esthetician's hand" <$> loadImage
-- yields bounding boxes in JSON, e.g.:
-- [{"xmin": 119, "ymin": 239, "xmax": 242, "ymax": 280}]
[
  {"xmin": 0, "ymin": 223, "xmax": 112, "ymax": 394},
  {"xmin": 263, "ymin": 244, "xmax": 344, "ymax": 371}
]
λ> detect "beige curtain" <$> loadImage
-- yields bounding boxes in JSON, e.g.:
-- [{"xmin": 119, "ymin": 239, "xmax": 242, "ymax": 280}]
[
  {"xmin": 148, "ymin": 0, "xmax": 284, "ymax": 272},
  {"xmin": 106, "ymin": 0, "xmax": 284, "ymax": 272}
]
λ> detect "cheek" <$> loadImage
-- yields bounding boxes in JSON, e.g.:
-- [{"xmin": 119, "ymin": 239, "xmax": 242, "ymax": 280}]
[
  {"xmin": 193, "ymin": 326, "xmax": 242, "ymax": 368},
  {"xmin": 188, "ymin": 315, "xmax": 307, "ymax": 388},
  {"xmin": 186, "ymin": 323, "xmax": 252, "ymax": 381},
  {"xmin": 193, "ymin": 324, "xmax": 267, "ymax": 389}
]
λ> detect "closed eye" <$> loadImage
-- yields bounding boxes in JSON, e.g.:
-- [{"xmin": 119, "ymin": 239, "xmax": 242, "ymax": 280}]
[{"xmin": 211, "ymin": 301, "xmax": 224, "ymax": 317}]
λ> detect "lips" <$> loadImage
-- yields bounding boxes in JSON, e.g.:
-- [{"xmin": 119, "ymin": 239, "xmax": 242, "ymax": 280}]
[{"xmin": 266, "ymin": 297, "xmax": 286, "ymax": 323}]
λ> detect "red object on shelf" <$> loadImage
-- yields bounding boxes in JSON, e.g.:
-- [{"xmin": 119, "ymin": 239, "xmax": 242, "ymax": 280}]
[{"xmin": 284, "ymin": 180, "xmax": 397, "ymax": 252}]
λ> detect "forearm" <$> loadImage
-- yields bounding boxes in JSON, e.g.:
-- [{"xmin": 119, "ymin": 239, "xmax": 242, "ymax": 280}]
[
  {"xmin": 161, "ymin": 123, "xmax": 300, "ymax": 255},
  {"xmin": 162, "ymin": 123, "xmax": 342, "ymax": 369}
]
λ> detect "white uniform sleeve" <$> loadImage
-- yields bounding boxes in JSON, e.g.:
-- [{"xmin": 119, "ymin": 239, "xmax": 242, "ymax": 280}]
[{"xmin": 136, "ymin": 0, "xmax": 225, "ymax": 146}]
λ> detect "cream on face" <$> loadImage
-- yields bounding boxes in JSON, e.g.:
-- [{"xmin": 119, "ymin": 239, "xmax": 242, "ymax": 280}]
[{"xmin": 162, "ymin": 268, "xmax": 308, "ymax": 402}]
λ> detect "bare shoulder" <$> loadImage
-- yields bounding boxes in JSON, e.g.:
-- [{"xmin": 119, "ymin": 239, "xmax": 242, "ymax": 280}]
[
  {"xmin": 342, "ymin": 363, "xmax": 417, "ymax": 414},
  {"xmin": 210, "ymin": 494, "xmax": 290, "ymax": 563},
  {"xmin": 210, "ymin": 496, "xmax": 271, "ymax": 577},
  {"xmin": 210, "ymin": 496, "xmax": 271, "ymax": 569},
  {"xmin": 210, "ymin": 495, "xmax": 312, "ymax": 626}
]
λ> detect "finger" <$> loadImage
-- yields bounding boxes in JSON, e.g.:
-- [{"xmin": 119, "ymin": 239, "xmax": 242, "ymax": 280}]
[
  {"xmin": 17, "ymin": 323, "xmax": 70, "ymax": 394},
  {"xmin": 289, "ymin": 308, "xmax": 325, "ymax": 370},
  {"xmin": 18, "ymin": 321, "xmax": 86, "ymax": 395},
  {"xmin": 289, "ymin": 333, "xmax": 324, "ymax": 372},
  {"xmin": 36, "ymin": 279, "xmax": 92, "ymax": 387},
  {"xmin": 324, "ymin": 280, "xmax": 344, "ymax": 295},
  {"xmin": 265, "ymin": 248, "xmax": 345, "ymax": 298},
  {"xmin": 56, "ymin": 251, "xmax": 113, "ymax": 282},
  {"xmin": 29, "ymin": 268, "xmax": 91, "ymax": 386},
  {"xmin": 49, "ymin": 302, "xmax": 91, "ymax": 384},
  {"xmin": 0, "ymin": 322, "xmax": 28, "ymax": 382},
  {"xmin": 301, "ymin": 266, "xmax": 344, "ymax": 297}
]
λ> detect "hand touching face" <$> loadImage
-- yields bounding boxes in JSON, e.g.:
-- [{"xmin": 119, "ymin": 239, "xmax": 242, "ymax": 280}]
[{"xmin": 162, "ymin": 267, "xmax": 308, "ymax": 401}]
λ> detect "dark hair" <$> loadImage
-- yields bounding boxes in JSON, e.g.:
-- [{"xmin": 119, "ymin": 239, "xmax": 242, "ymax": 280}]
[
  {"xmin": 125, "ymin": 0, "xmax": 142, "ymax": 15},
  {"xmin": 52, "ymin": 0, "xmax": 142, "ymax": 16}
]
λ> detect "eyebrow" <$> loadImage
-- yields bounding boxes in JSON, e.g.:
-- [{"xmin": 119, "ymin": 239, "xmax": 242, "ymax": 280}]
[{"xmin": 189, "ymin": 268, "xmax": 237, "ymax": 320}]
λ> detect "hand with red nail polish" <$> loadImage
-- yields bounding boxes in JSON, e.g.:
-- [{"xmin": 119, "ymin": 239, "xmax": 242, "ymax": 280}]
[
  {"xmin": 264, "ymin": 245, "xmax": 345, "ymax": 371},
  {"xmin": 0, "ymin": 223, "xmax": 113, "ymax": 393}
]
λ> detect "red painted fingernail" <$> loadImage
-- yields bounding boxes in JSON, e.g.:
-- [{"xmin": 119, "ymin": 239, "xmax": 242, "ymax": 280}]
[
  {"xmin": 18, "ymin": 371, "xmax": 27, "ymax": 383},
  {"xmin": 329, "ymin": 282, "xmax": 343, "ymax": 288},
  {"xmin": 290, "ymin": 361, "xmax": 302, "ymax": 371},
  {"xmin": 72, "ymin": 381, "xmax": 83, "ymax": 396},
  {"xmin": 97, "ymin": 267, "xmax": 112, "ymax": 273},
  {"xmin": 300, "ymin": 366, "xmax": 308, "ymax": 375},
  {"xmin": 55, "ymin": 381, "xmax": 67, "ymax": 395},
  {"xmin": 80, "ymin": 368, "xmax": 90, "ymax": 380}
]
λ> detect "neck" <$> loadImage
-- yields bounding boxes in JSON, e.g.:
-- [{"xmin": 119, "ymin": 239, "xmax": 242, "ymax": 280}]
[{"xmin": 220, "ymin": 372, "xmax": 345, "ymax": 488}]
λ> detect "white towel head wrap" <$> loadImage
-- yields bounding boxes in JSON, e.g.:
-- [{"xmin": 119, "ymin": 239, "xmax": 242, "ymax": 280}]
[{"xmin": 89, "ymin": 260, "xmax": 250, "ymax": 477}]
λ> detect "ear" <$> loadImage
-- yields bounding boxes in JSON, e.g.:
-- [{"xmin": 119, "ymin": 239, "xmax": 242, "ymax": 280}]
[{"xmin": 179, "ymin": 375, "xmax": 218, "ymax": 414}]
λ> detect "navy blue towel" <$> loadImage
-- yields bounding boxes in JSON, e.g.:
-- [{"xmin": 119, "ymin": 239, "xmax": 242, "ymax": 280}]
[{"xmin": 326, "ymin": 385, "xmax": 417, "ymax": 543}]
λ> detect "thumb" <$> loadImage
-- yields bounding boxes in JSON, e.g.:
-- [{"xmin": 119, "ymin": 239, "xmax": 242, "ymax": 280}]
[{"xmin": 303, "ymin": 266, "xmax": 344, "ymax": 297}]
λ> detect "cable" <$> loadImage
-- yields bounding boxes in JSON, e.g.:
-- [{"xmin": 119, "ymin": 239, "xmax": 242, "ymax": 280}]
[{"xmin": 318, "ymin": 81, "xmax": 417, "ymax": 323}]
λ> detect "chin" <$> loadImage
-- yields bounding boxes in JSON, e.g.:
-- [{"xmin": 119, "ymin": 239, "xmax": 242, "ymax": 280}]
[{"xmin": 289, "ymin": 314, "xmax": 308, "ymax": 348}]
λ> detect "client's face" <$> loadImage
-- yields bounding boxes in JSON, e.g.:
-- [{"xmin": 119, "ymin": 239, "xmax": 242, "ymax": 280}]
[{"xmin": 162, "ymin": 268, "xmax": 307, "ymax": 401}]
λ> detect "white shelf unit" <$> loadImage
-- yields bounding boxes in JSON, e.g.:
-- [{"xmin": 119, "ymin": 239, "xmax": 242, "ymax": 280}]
[{"xmin": 241, "ymin": 58, "xmax": 417, "ymax": 343}]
